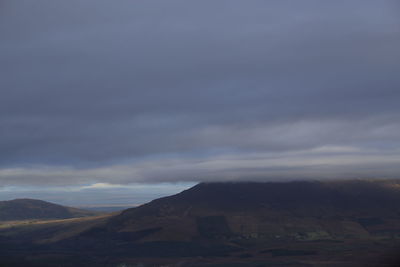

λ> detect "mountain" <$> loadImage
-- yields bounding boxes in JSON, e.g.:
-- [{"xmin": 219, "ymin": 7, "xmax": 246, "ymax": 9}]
[
  {"xmin": 105, "ymin": 180, "xmax": 400, "ymax": 240},
  {"xmin": 0, "ymin": 198, "xmax": 97, "ymax": 221},
  {"xmin": 1, "ymin": 180, "xmax": 400, "ymax": 266}
]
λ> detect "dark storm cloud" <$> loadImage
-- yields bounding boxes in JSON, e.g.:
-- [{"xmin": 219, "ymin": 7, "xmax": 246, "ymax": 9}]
[{"xmin": 1, "ymin": 0, "xmax": 400, "ymax": 185}]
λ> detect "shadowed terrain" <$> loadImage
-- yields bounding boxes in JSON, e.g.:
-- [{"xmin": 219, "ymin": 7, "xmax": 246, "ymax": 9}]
[
  {"xmin": 1, "ymin": 180, "xmax": 400, "ymax": 266},
  {"xmin": 0, "ymin": 199, "xmax": 97, "ymax": 221}
]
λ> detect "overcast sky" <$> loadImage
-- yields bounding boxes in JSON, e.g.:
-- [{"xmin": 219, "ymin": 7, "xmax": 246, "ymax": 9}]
[{"xmin": 1, "ymin": 1, "xmax": 400, "ymax": 205}]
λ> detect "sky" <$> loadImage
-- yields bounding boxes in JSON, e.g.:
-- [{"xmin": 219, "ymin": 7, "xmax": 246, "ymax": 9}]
[{"xmin": 1, "ymin": 0, "xmax": 400, "ymax": 205}]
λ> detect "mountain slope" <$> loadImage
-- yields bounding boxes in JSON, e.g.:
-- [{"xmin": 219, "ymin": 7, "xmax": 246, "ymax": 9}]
[
  {"xmin": 104, "ymin": 180, "xmax": 400, "ymax": 242},
  {"xmin": 0, "ymin": 199, "xmax": 96, "ymax": 221}
]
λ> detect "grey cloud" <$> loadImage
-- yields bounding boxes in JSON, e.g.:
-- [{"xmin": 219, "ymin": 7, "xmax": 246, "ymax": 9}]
[
  {"xmin": 0, "ymin": 0, "xmax": 400, "ymax": 185},
  {"xmin": 1, "ymin": 145, "xmax": 400, "ymax": 188}
]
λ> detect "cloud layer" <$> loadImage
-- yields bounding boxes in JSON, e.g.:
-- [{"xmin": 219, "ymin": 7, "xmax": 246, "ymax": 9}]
[{"xmin": 1, "ymin": 0, "xmax": 400, "ymax": 186}]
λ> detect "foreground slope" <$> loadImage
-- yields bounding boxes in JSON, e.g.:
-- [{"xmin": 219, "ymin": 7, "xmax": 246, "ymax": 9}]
[{"xmin": 0, "ymin": 199, "xmax": 96, "ymax": 221}]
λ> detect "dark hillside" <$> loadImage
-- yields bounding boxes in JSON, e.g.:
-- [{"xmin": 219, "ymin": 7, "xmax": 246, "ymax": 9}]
[
  {"xmin": 113, "ymin": 180, "xmax": 400, "ymax": 224},
  {"xmin": 0, "ymin": 199, "xmax": 96, "ymax": 221}
]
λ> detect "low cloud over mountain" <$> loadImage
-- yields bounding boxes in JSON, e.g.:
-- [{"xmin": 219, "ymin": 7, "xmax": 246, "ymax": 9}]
[{"xmin": 1, "ymin": 0, "xmax": 400, "ymax": 187}]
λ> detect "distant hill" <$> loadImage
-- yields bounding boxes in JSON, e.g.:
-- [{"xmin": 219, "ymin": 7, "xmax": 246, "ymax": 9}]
[{"xmin": 0, "ymin": 199, "xmax": 97, "ymax": 221}]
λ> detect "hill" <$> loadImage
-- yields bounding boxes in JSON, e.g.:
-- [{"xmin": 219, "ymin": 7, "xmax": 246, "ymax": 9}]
[
  {"xmin": 0, "ymin": 198, "xmax": 97, "ymax": 221},
  {"xmin": 106, "ymin": 180, "xmax": 400, "ymax": 239}
]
